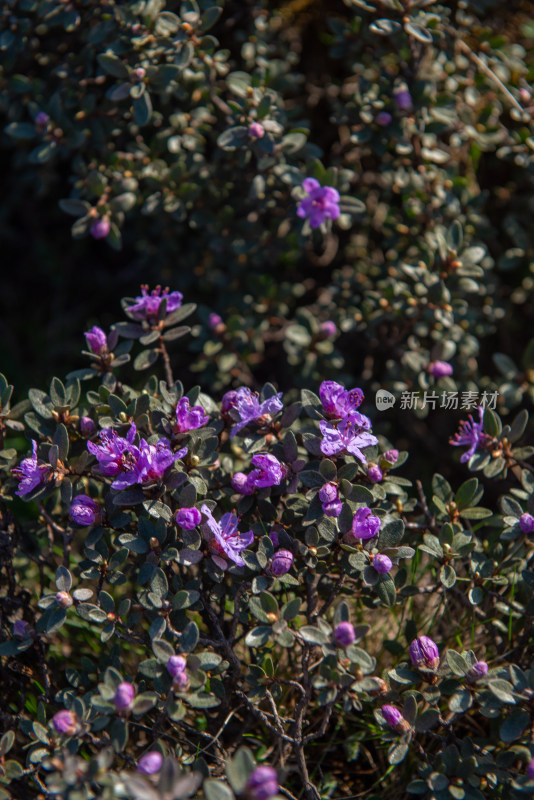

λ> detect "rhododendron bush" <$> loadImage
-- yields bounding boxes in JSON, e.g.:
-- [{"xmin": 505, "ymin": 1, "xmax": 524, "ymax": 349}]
[{"xmin": 2, "ymin": 1, "xmax": 534, "ymax": 799}]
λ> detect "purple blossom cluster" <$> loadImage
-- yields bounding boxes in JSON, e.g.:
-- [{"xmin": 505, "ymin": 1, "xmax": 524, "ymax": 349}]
[
  {"xmin": 224, "ymin": 387, "xmax": 284, "ymax": 438},
  {"xmin": 87, "ymin": 424, "xmax": 186, "ymax": 490},
  {"xmin": 297, "ymin": 178, "xmax": 340, "ymax": 228},
  {"xmin": 318, "ymin": 382, "xmax": 377, "ymax": 463},
  {"xmin": 126, "ymin": 285, "xmax": 183, "ymax": 322}
]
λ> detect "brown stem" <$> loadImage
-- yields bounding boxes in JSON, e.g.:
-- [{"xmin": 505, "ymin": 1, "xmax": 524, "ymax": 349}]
[{"xmin": 159, "ymin": 336, "xmax": 174, "ymax": 387}]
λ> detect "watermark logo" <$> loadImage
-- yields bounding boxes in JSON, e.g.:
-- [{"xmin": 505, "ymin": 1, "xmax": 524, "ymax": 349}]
[
  {"xmin": 375, "ymin": 389, "xmax": 396, "ymax": 410},
  {"xmin": 375, "ymin": 389, "xmax": 499, "ymax": 411}
]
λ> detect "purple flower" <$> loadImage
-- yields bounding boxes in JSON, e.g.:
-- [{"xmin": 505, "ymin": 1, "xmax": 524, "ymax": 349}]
[
  {"xmin": 467, "ymin": 661, "xmax": 488, "ymax": 682},
  {"xmin": 231, "ymin": 472, "xmax": 256, "ymax": 495},
  {"xmin": 52, "ymin": 709, "xmax": 78, "ymax": 736},
  {"xmin": 527, "ymin": 757, "xmax": 534, "ymax": 780},
  {"xmin": 88, "ymin": 424, "xmax": 139, "ymax": 479},
  {"xmin": 13, "ymin": 620, "xmax": 32, "ymax": 639},
  {"xmin": 117, "ymin": 438, "xmax": 184, "ymax": 489},
  {"xmin": 127, "ymin": 285, "xmax": 183, "ymax": 322},
  {"xmin": 80, "ymin": 416, "xmax": 96, "ymax": 436},
  {"xmin": 352, "ymin": 507, "xmax": 381, "ymax": 540},
  {"xmin": 519, "ymin": 513, "xmax": 534, "ymax": 534},
  {"xmin": 84, "ymin": 326, "xmax": 108, "ymax": 354},
  {"xmin": 137, "ymin": 751, "xmax": 163, "ymax": 775},
  {"xmin": 319, "ymin": 381, "xmax": 365, "ymax": 418},
  {"xmin": 269, "ymin": 530, "xmax": 280, "ymax": 548},
  {"xmin": 394, "ymin": 88, "xmax": 413, "ymax": 111},
  {"xmin": 367, "ymin": 464, "xmax": 383, "ymax": 483},
  {"xmin": 320, "ymin": 413, "xmax": 378, "ymax": 462},
  {"xmin": 176, "ymin": 507, "xmax": 202, "ymax": 529},
  {"xmin": 409, "ymin": 636, "xmax": 440, "ymax": 670},
  {"xmin": 429, "ymin": 360, "xmax": 453, "ymax": 378},
  {"xmin": 13, "ymin": 441, "xmax": 51, "ymax": 497},
  {"xmin": 249, "ymin": 453, "xmax": 284, "ymax": 488},
  {"xmin": 319, "ymin": 482, "xmax": 342, "ymax": 517},
  {"xmin": 229, "ymin": 387, "xmax": 283, "ymax": 438},
  {"xmin": 175, "ymin": 397, "xmax": 209, "ymax": 433},
  {"xmin": 249, "ymin": 122, "xmax": 265, "ymax": 139},
  {"xmin": 297, "ymin": 178, "xmax": 340, "ymax": 229},
  {"xmin": 245, "ymin": 766, "xmax": 279, "ymax": 800},
  {"xmin": 114, "ymin": 682, "xmax": 135, "ymax": 711},
  {"xmin": 69, "ymin": 495, "xmax": 101, "ymax": 526},
  {"xmin": 88, "ymin": 426, "xmax": 184, "ymax": 490},
  {"xmin": 167, "ymin": 655, "xmax": 187, "ymax": 678},
  {"xmin": 90, "ymin": 218, "xmax": 111, "ymax": 240},
  {"xmin": 450, "ymin": 406, "xmax": 485, "ymax": 463},
  {"xmin": 201, "ymin": 505, "xmax": 254, "ymax": 567},
  {"xmin": 269, "ymin": 549, "xmax": 294, "ymax": 577},
  {"xmin": 373, "ymin": 554, "xmax": 392, "ymax": 574},
  {"xmin": 319, "ymin": 320, "xmax": 337, "ymax": 337},
  {"xmin": 334, "ymin": 621, "xmax": 355, "ymax": 647},
  {"xmin": 376, "ymin": 111, "xmax": 392, "ymax": 126},
  {"xmin": 381, "ymin": 705, "xmax": 408, "ymax": 732}
]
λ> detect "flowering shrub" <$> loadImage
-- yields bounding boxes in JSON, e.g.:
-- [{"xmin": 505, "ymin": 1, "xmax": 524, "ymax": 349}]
[
  {"xmin": 2, "ymin": 1, "xmax": 534, "ymax": 799},
  {"xmin": 0, "ymin": 287, "xmax": 534, "ymax": 800}
]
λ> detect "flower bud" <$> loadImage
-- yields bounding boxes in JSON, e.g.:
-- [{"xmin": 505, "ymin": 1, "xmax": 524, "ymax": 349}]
[
  {"xmin": 467, "ymin": 661, "xmax": 488, "ymax": 682},
  {"xmin": 409, "ymin": 635, "xmax": 440, "ymax": 670},
  {"xmin": 80, "ymin": 416, "xmax": 96, "ymax": 436},
  {"xmin": 245, "ymin": 766, "xmax": 278, "ymax": 800},
  {"xmin": 172, "ymin": 669, "xmax": 190, "ymax": 691},
  {"xmin": 367, "ymin": 464, "xmax": 383, "ymax": 483},
  {"xmin": 114, "ymin": 682, "xmax": 135, "ymax": 711},
  {"xmin": 248, "ymin": 122, "xmax": 265, "ymax": 139},
  {"xmin": 137, "ymin": 751, "xmax": 163, "ymax": 774},
  {"xmin": 519, "ymin": 88, "xmax": 531, "ymax": 105},
  {"xmin": 319, "ymin": 320, "xmax": 337, "ymax": 337},
  {"xmin": 56, "ymin": 591, "xmax": 73, "ymax": 609},
  {"xmin": 352, "ymin": 507, "xmax": 381, "ymax": 540},
  {"xmin": 132, "ymin": 67, "xmax": 146, "ymax": 80},
  {"xmin": 527, "ymin": 757, "xmax": 534, "ymax": 780},
  {"xmin": 231, "ymin": 472, "xmax": 256, "ymax": 495},
  {"xmin": 334, "ymin": 621, "xmax": 356, "ymax": 647},
  {"xmin": 209, "ymin": 312, "xmax": 225, "ymax": 333},
  {"xmin": 13, "ymin": 619, "xmax": 32, "ymax": 639},
  {"xmin": 90, "ymin": 218, "xmax": 111, "ymax": 240},
  {"xmin": 84, "ymin": 326, "xmax": 107, "ymax": 355},
  {"xmin": 319, "ymin": 483, "xmax": 338, "ymax": 504},
  {"xmin": 269, "ymin": 530, "xmax": 279, "ymax": 548},
  {"xmin": 52, "ymin": 709, "xmax": 78, "ymax": 736},
  {"xmin": 35, "ymin": 111, "xmax": 50, "ymax": 127},
  {"xmin": 394, "ymin": 88, "xmax": 413, "ymax": 111},
  {"xmin": 375, "ymin": 111, "xmax": 392, "ymax": 126},
  {"xmin": 167, "ymin": 655, "xmax": 187, "ymax": 678},
  {"xmin": 381, "ymin": 704, "xmax": 410, "ymax": 732},
  {"xmin": 429, "ymin": 360, "xmax": 453, "ymax": 378},
  {"xmin": 373, "ymin": 554, "xmax": 392, "ymax": 574},
  {"xmin": 175, "ymin": 507, "xmax": 202, "ymax": 529},
  {"xmin": 519, "ymin": 513, "xmax": 534, "ymax": 534},
  {"xmin": 382, "ymin": 449, "xmax": 399, "ymax": 465},
  {"xmin": 269, "ymin": 549, "xmax": 293, "ymax": 577},
  {"xmin": 69, "ymin": 495, "xmax": 101, "ymax": 526}
]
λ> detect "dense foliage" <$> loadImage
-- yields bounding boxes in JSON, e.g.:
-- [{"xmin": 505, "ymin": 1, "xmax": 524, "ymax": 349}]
[{"xmin": 2, "ymin": 0, "xmax": 534, "ymax": 798}]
